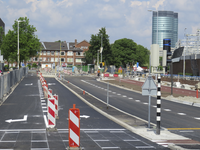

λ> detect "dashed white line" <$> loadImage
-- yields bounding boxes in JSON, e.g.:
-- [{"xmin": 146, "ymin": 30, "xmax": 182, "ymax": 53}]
[
  {"xmin": 143, "ymin": 103, "xmax": 148, "ymax": 105},
  {"xmin": 122, "ymin": 95, "xmax": 127, "ymax": 97},
  {"xmin": 128, "ymin": 98, "xmax": 133, "ymax": 100},
  {"xmin": 117, "ymin": 94, "xmax": 121, "ymax": 95},
  {"xmin": 177, "ymin": 113, "xmax": 186, "ymax": 115},
  {"xmin": 135, "ymin": 100, "xmax": 140, "ymax": 102},
  {"xmin": 194, "ymin": 117, "xmax": 200, "ymax": 120},
  {"xmin": 152, "ymin": 106, "xmax": 157, "ymax": 108},
  {"xmin": 164, "ymin": 109, "xmax": 171, "ymax": 111}
]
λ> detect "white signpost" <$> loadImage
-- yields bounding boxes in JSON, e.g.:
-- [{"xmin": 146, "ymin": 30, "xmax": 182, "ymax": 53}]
[{"xmin": 142, "ymin": 75, "xmax": 157, "ymax": 128}]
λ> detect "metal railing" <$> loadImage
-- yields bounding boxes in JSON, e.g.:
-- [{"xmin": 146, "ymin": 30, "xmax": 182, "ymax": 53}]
[{"xmin": 0, "ymin": 67, "xmax": 28, "ymax": 103}]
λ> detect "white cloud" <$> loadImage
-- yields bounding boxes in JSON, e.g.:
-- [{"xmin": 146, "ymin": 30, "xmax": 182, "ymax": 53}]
[
  {"xmin": 0, "ymin": 0, "xmax": 200, "ymax": 49},
  {"xmin": 152, "ymin": 0, "xmax": 165, "ymax": 10}
]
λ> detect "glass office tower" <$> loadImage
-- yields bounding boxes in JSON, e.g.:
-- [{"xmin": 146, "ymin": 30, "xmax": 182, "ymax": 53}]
[{"xmin": 152, "ymin": 11, "xmax": 178, "ymax": 48}]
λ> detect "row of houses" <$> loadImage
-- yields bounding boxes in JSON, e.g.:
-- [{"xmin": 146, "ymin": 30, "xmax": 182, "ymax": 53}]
[{"xmin": 6, "ymin": 39, "xmax": 91, "ymax": 68}]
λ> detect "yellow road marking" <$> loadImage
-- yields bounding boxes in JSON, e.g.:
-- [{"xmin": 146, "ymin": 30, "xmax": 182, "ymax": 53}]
[{"xmin": 167, "ymin": 128, "xmax": 200, "ymax": 130}]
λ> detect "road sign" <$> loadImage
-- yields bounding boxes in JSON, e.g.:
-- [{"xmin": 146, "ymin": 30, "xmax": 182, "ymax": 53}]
[{"xmin": 142, "ymin": 75, "xmax": 157, "ymax": 96}]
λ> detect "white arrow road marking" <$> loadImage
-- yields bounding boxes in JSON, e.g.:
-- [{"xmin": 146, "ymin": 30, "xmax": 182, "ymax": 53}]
[
  {"xmin": 48, "ymin": 83, "xmax": 56, "ymax": 85},
  {"xmin": 25, "ymin": 83, "xmax": 33, "ymax": 86},
  {"xmin": 80, "ymin": 115, "xmax": 90, "ymax": 118},
  {"xmin": 5, "ymin": 115, "xmax": 28, "ymax": 123}
]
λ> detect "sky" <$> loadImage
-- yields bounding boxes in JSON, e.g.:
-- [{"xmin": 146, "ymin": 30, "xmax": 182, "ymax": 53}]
[{"xmin": 0, "ymin": 0, "xmax": 200, "ymax": 49}]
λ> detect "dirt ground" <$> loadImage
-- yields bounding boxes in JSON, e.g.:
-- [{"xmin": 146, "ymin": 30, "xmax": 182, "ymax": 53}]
[{"xmin": 103, "ymin": 77, "xmax": 199, "ymax": 98}]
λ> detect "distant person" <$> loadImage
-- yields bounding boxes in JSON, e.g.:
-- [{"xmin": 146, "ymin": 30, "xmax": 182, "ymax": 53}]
[{"xmin": 97, "ymin": 70, "xmax": 100, "ymax": 77}]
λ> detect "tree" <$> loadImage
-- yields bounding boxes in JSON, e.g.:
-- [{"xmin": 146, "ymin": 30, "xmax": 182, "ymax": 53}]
[
  {"xmin": 85, "ymin": 27, "xmax": 111, "ymax": 65},
  {"xmin": 111, "ymin": 38, "xmax": 149, "ymax": 67},
  {"xmin": 1, "ymin": 17, "xmax": 41, "ymax": 67}
]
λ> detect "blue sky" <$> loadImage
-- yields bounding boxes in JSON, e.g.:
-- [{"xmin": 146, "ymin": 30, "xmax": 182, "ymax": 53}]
[{"xmin": 0, "ymin": 0, "xmax": 200, "ymax": 49}]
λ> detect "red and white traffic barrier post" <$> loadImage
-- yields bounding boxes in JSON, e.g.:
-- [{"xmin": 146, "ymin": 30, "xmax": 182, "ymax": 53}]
[
  {"xmin": 53, "ymin": 94, "xmax": 59, "ymax": 119},
  {"xmin": 67, "ymin": 104, "xmax": 81, "ymax": 150},
  {"xmin": 47, "ymin": 97, "xmax": 57, "ymax": 131}
]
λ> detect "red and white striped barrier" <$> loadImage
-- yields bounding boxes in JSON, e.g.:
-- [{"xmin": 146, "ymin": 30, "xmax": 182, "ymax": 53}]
[
  {"xmin": 53, "ymin": 94, "xmax": 59, "ymax": 119},
  {"xmin": 48, "ymin": 98, "xmax": 56, "ymax": 128},
  {"xmin": 69, "ymin": 104, "xmax": 80, "ymax": 148}
]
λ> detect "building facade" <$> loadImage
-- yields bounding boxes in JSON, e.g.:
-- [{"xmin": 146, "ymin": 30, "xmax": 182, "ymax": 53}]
[
  {"xmin": 31, "ymin": 40, "xmax": 90, "ymax": 68},
  {"xmin": 152, "ymin": 11, "xmax": 178, "ymax": 48}
]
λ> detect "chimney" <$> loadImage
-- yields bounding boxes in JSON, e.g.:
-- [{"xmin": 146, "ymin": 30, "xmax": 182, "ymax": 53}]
[{"xmin": 75, "ymin": 39, "xmax": 77, "ymax": 47}]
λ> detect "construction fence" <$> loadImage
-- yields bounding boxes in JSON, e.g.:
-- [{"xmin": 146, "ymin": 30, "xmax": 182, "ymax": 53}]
[{"xmin": 0, "ymin": 67, "xmax": 28, "ymax": 103}]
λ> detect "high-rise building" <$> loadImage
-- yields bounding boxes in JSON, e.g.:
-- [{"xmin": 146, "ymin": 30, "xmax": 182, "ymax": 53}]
[
  {"xmin": 152, "ymin": 11, "xmax": 178, "ymax": 48},
  {"xmin": 0, "ymin": 18, "xmax": 5, "ymax": 34}
]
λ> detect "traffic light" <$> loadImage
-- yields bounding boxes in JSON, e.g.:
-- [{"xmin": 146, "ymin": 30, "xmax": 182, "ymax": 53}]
[
  {"xmin": 163, "ymin": 39, "xmax": 172, "ymax": 64},
  {"xmin": 100, "ymin": 63, "xmax": 102, "ymax": 68}
]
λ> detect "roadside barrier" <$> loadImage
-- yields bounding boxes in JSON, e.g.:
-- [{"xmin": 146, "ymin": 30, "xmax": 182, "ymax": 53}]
[
  {"xmin": 48, "ymin": 98, "xmax": 56, "ymax": 129},
  {"xmin": 68, "ymin": 104, "xmax": 81, "ymax": 148},
  {"xmin": 156, "ymin": 75, "xmax": 161, "ymax": 135},
  {"xmin": 53, "ymin": 94, "xmax": 59, "ymax": 119}
]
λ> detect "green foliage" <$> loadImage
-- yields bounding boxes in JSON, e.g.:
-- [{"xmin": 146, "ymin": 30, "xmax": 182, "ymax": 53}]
[
  {"xmin": 1, "ymin": 17, "xmax": 40, "ymax": 67},
  {"xmin": 158, "ymin": 65, "xmax": 163, "ymax": 70},
  {"xmin": 32, "ymin": 63, "xmax": 37, "ymax": 68},
  {"xmin": 27, "ymin": 64, "xmax": 31, "ymax": 69},
  {"xmin": 111, "ymin": 38, "xmax": 149, "ymax": 67},
  {"xmin": 85, "ymin": 27, "xmax": 111, "ymax": 65}
]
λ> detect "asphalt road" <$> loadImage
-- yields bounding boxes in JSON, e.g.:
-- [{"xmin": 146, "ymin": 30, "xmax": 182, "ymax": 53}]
[
  {"xmin": 62, "ymin": 75, "xmax": 200, "ymax": 144},
  {"xmin": 0, "ymin": 73, "xmax": 168, "ymax": 150}
]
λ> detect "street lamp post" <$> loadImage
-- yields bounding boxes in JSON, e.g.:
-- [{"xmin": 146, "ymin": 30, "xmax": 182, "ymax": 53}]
[
  {"xmin": 17, "ymin": 20, "xmax": 23, "ymax": 69},
  {"xmin": 183, "ymin": 28, "xmax": 187, "ymax": 77}
]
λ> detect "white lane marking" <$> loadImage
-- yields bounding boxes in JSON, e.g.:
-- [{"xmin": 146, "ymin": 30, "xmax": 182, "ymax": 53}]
[
  {"xmin": 25, "ymin": 83, "xmax": 33, "ymax": 86},
  {"xmin": 112, "ymin": 92, "xmax": 116, "ymax": 94},
  {"xmin": 42, "ymin": 107, "xmax": 47, "ymax": 109},
  {"xmin": 48, "ymin": 83, "xmax": 56, "ymax": 85},
  {"xmin": 94, "ymin": 140, "xmax": 110, "ymax": 141},
  {"xmin": 122, "ymin": 95, "xmax": 127, "ymax": 97},
  {"xmin": 153, "ymin": 106, "xmax": 157, "ymax": 108},
  {"xmin": 117, "ymin": 94, "xmax": 121, "ymax": 95},
  {"xmin": 136, "ymin": 146, "xmax": 155, "ymax": 148},
  {"xmin": 5, "ymin": 115, "xmax": 28, "ymax": 123},
  {"xmin": 41, "ymin": 100, "xmax": 45, "ymax": 102},
  {"xmin": 80, "ymin": 115, "xmax": 90, "ymax": 118},
  {"xmin": 135, "ymin": 100, "xmax": 140, "ymax": 102},
  {"xmin": 179, "ymin": 131, "xmax": 194, "ymax": 132},
  {"xmin": 194, "ymin": 117, "xmax": 200, "ymax": 120},
  {"xmin": 101, "ymin": 147, "xmax": 119, "ymax": 149},
  {"xmin": 43, "ymin": 115, "xmax": 48, "ymax": 128},
  {"xmin": 43, "ymin": 110, "xmax": 48, "ymax": 113},
  {"xmin": 128, "ymin": 98, "xmax": 133, "ymax": 99},
  {"xmin": 164, "ymin": 109, "xmax": 171, "ymax": 111},
  {"xmin": 143, "ymin": 103, "xmax": 148, "ymax": 105},
  {"xmin": 178, "ymin": 113, "xmax": 186, "ymax": 115},
  {"xmin": 41, "ymin": 103, "xmax": 46, "ymax": 105}
]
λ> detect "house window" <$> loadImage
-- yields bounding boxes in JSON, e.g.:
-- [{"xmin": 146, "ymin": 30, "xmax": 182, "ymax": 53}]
[
  {"xmin": 76, "ymin": 52, "xmax": 81, "ymax": 56},
  {"xmin": 61, "ymin": 58, "xmax": 65, "ymax": 62},
  {"xmin": 39, "ymin": 58, "xmax": 42, "ymax": 62},
  {"xmin": 67, "ymin": 58, "xmax": 73, "ymax": 62},
  {"xmin": 43, "ymin": 51, "xmax": 46, "ymax": 55},
  {"xmin": 55, "ymin": 58, "xmax": 58, "ymax": 62},
  {"xmin": 47, "ymin": 57, "xmax": 50, "ymax": 62},
  {"xmin": 51, "ymin": 58, "xmax": 54, "ymax": 62},
  {"xmin": 40, "ymin": 51, "xmax": 42, "ymax": 55},
  {"xmin": 47, "ymin": 51, "xmax": 50, "ymax": 55},
  {"xmin": 61, "ymin": 51, "xmax": 65, "ymax": 56},
  {"xmin": 76, "ymin": 58, "xmax": 82, "ymax": 62},
  {"xmin": 51, "ymin": 51, "xmax": 54, "ymax": 55},
  {"xmin": 43, "ymin": 57, "xmax": 46, "ymax": 62},
  {"xmin": 55, "ymin": 51, "xmax": 58, "ymax": 55},
  {"xmin": 67, "ymin": 51, "xmax": 73, "ymax": 56}
]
